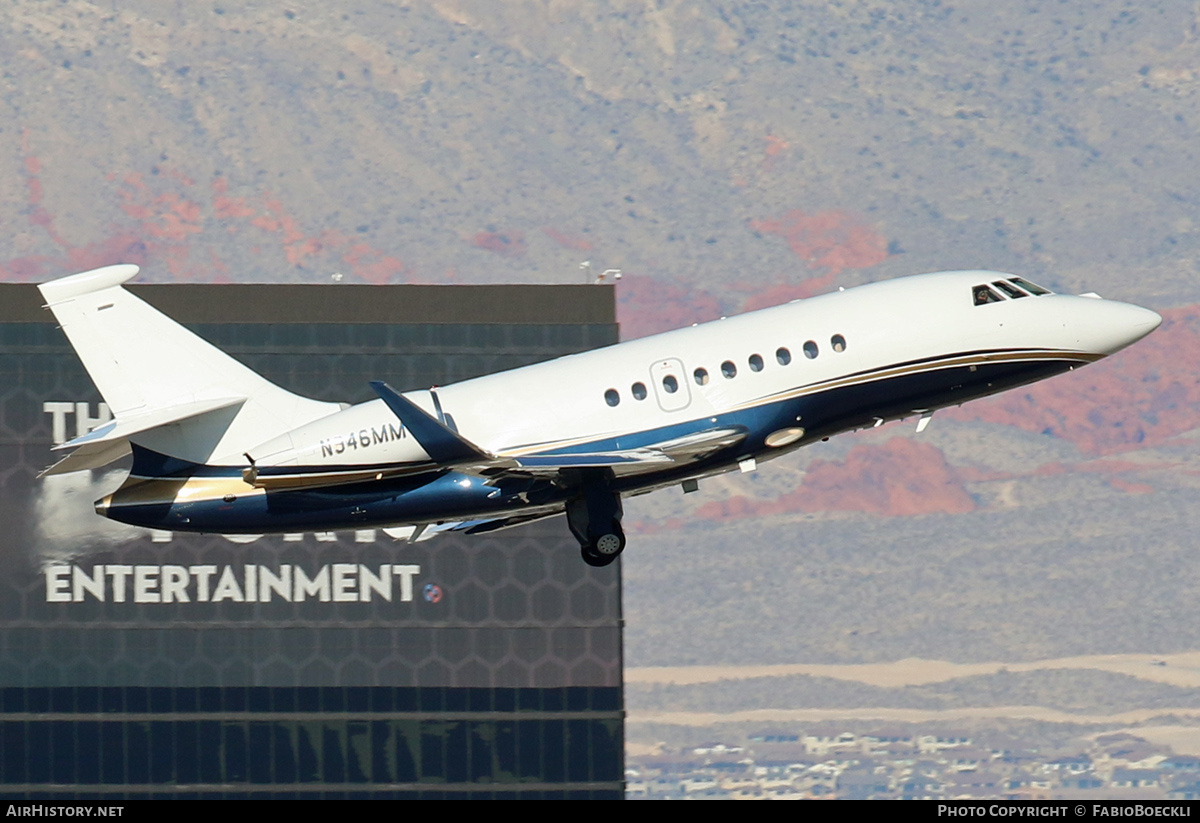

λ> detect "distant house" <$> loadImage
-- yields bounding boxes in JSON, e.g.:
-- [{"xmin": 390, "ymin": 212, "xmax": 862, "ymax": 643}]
[
  {"xmin": 837, "ymin": 767, "xmax": 894, "ymax": 800},
  {"xmin": 898, "ymin": 775, "xmax": 943, "ymax": 800},
  {"xmin": 804, "ymin": 732, "xmax": 859, "ymax": 755},
  {"xmin": 918, "ymin": 735, "xmax": 972, "ymax": 754},
  {"xmin": 864, "ymin": 728, "xmax": 915, "ymax": 747},
  {"xmin": 1167, "ymin": 781, "xmax": 1200, "ymax": 800},
  {"xmin": 1094, "ymin": 734, "xmax": 1169, "ymax": 766},
  {"xmin": 638, "ymin": 752, "xmax": 705, "ymax": 775},
  {"xmin": 1161, "ymin": 756, "xmax": 1200, "ymax": 773},
  {"xmin": 946, "ymin": 770, "xmax": 1005, "ymax": 798},
  {"xmin": 1043, "ymin": 754, "xmax": 1093, "ymax": 774},
  {"xmin": 943, "ymin": 746, "xmax": 994, "ymax": 771},
  {"xmin": 1110, "ymin": 768, "xmax": 1162, "ymax": 789},
  {"xmin": 994, "ymin": 749, "xmax": 1041, "ymax": 768},
  {"xmin": 679, "ymin": 776, "xmax": 722, "ymax": 795},
  {"xmin": 748, "ymin": 729, "xmax": 800, "ymax": 744},
  {"xmin": 692, "ymin": 742, "xmax": 745, "ymax": 756}
]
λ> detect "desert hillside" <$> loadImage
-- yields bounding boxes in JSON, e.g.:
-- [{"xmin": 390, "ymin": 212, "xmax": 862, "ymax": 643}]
[{"xmin": 4, "ymin": 5, "xmax": 1199, "ymax": 737}]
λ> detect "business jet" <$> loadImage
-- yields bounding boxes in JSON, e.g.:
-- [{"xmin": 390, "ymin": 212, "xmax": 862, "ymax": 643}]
[{"xmin": 38, "ymin": 265, "xmax": 1160, "ymax": 566}]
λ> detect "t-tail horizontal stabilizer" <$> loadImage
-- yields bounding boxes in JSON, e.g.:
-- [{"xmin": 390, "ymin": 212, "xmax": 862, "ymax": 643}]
[{"xmin": 41, "ymin": 397, "xmax": 247, "ymax": 477}]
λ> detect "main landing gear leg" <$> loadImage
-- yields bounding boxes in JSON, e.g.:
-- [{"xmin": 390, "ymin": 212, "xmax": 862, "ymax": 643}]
[{"xmin": 566, "ymin": 470, "xmax": 626, "ymax": 567}]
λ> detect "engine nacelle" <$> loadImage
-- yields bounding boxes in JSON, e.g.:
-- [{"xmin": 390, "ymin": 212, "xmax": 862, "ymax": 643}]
[{"xmin": 247, "ymin": 394, "xmax": 438, "ymax": 467}]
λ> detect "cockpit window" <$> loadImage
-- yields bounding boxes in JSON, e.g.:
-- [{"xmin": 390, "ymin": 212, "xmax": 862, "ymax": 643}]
[
  {"xmin": 1010, "ymin": 277, "xmax": 1052, "ymax": 295},
  {"xmin": 993, "ymin": 280, "xmax": 1029, "ymax": 299},
  {"xmin": 973, "ymin": 285, "xmax": 1004, "ymax": 305}
]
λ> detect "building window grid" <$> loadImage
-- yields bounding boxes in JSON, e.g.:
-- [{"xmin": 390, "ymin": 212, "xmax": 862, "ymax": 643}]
[
  {"xmin": 1, "ymin": 693, "xmax": 620, "ymax": 788},
  {"xmin": 0, "ymin": 298, "xmax": 623, "ymax": 796}
]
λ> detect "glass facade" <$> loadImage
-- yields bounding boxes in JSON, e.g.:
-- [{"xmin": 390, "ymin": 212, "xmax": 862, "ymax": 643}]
[
  {"xmin": 0, "ymin": 687, "xmax": 622, "ymax": 798},
  {"xmin": 0, "ymin": 283, "xmax": 623, "ymax": 798}
]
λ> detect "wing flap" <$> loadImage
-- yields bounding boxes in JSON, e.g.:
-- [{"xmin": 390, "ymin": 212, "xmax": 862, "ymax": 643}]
[
  {"xmin": 241, "ymin": 392, "xmax": 747, "ymax": 492},
  {"xmin": 243, "ymin": 447, "xmax": 674, "ymax": 492},
  {"xmin": 505, "ymin": 426, "xmax": 747, "ymax": 476},
  {"xmin": 246, "ymin": 461, "xmax": 441, "ymax": 490},
  {"xmin": 512, "ymin": 449, "xmax": 673, "ymax": 470},
  {"xmin": 651, "ymin": 426, "xmax": 748, "ymax": 459},
  {"xmin": 424, "ymin": 509, "xmax": 564, "ymax": 537}
]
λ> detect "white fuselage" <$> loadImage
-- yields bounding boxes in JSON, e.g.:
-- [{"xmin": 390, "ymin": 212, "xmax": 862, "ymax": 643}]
[
  {"xmin": 244, "ymin": 270, "xmax": 1160, "ymax": 473},
  {"xmin": 89, "ymin": 269, "xmax": 1161, "ymax": 543}
]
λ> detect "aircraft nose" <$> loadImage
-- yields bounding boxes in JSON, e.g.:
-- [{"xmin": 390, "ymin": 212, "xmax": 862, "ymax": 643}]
[{"xmin": 1088, "ymin": 299, "xmax": 1162, "ymax": 355}]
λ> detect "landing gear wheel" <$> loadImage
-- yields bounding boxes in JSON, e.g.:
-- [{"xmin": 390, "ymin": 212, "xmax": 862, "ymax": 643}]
[
  {"xmin": 580, "ymin": 521, "xmax": 625, "ymax": 567},
  {"xmin": 594, "ymin": 531, "xmax": 624, "ymax": 557},
  {"xmin": 566, "ymin": 470, "xmax": 626, "ymax": 567}
]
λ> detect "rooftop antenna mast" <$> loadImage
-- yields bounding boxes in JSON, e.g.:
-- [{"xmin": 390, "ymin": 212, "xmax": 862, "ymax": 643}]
[{"xmin": 580, "ymin": 260, "xmax": 622, "ymax": 284}]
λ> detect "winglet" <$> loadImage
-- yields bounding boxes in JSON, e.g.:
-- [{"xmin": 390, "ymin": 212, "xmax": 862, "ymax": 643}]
[{"xmin": 370, "ymin": 381, "xmax": 491, "ymax": 464}]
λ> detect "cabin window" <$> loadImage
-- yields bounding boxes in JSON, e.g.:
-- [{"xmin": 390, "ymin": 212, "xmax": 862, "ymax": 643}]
[
  {"xmin": 1010, "ymin": 276, "xmax": 1052, "ymax": 295},
  {"xmin": 993, "ymin": 280, "xmax": 1028, "ymax": 299},
  {"xmin": 721, "ymin": 360, "xmax": 737, "ymax": 379},
  {"xmin": 604, "ymin": 389, "xmax": 620, "ymax": 407},
  {"xmin": 776, "ymin": 347, "xmax": 792, "ymax": 365},
  {"xmin": 631, "ymin": 382, "xmax": 647, "ymax": 400},
  {"xmin": 662, "ymin": 374, "xmax": 679, "ymax": 394},
  {"xmin": 694, "ymin": 367, "xmax": 709, "ymax": 386},
  {"xmin": 803, "ymin": 340, "xmax": 818, "ymax": 359},
  {"xmin": 831, "ymin": 334, "xmax": 846, "ymax": 352},
  {"xmin": 749, "ymin": 353, "xmax": 764, "ymax": 372}
]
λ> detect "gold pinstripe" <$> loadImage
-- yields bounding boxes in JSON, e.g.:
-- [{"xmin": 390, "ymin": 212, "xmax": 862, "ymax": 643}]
[
  {"xmin": 723, "ymin": 347, "xmax": 1101, "ymax": 414},
  {"xmin": 502, "ymin": 348, "xmax": 1100, "ymax": 455}
]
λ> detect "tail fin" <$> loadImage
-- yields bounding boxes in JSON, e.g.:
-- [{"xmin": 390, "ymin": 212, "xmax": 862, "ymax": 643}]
[{"xmin": 39, "ymin": 265, "xmax": 340, "ymax": 468}]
